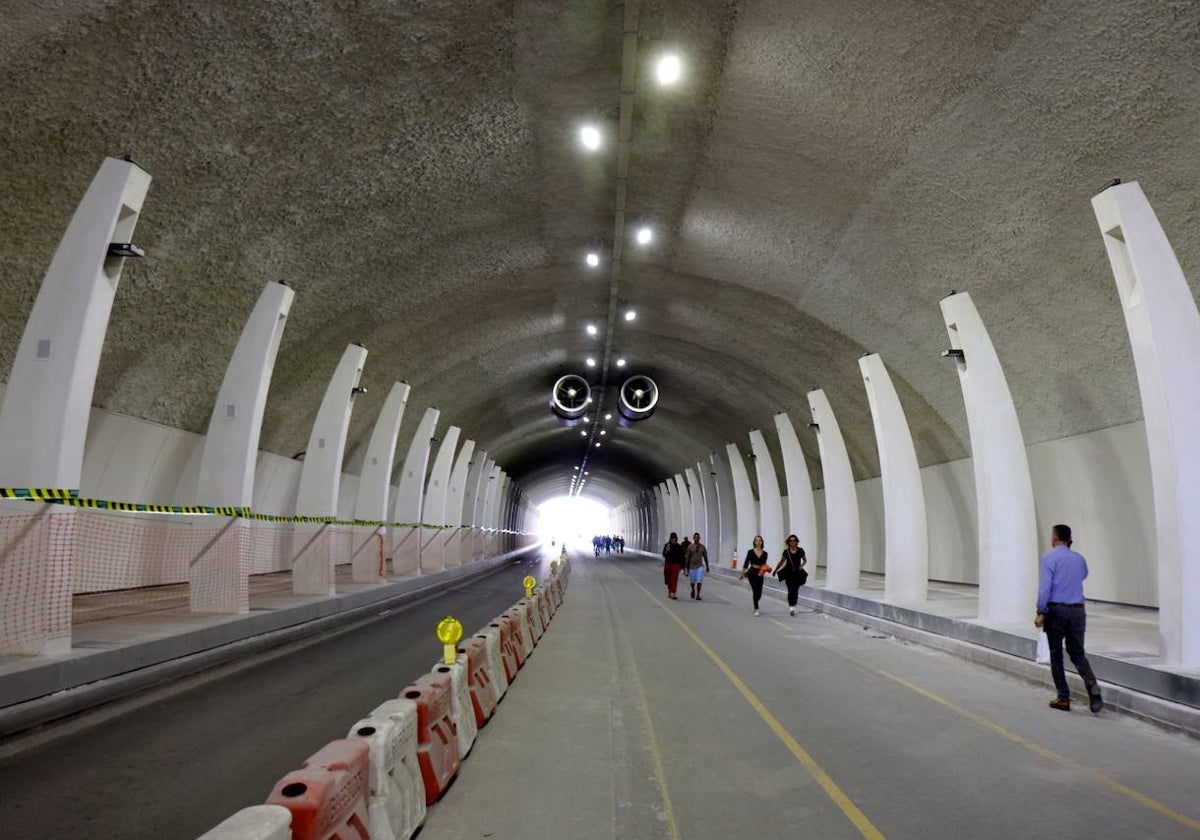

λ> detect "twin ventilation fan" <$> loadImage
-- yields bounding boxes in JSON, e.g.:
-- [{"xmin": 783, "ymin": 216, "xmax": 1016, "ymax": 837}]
[{"xmin": 550, "ymin": 373, "xmax": 659, "ymax": 426}]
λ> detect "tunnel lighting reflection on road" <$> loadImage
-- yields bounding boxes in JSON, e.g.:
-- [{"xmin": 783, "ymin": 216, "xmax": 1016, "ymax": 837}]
[
  {"xmin": 586, "ymin": 357, "xmax": 596, "ymax": 367},
  {"xmin": 636, "ymin": 227, "xmax": 653, "ymax": 245},
  {"xmin": 580, "ymin": 124, "xmax": 602, "ymax": 151},
  {"xmin": 656, "ymin": 54, "xmax": 682, "ymax": 85},
  {"xmin": 586, "ymin": 323, "xmax": 597, "ymax": 336},
  {"xmin": 624, "ymin": 310, "xmax": 636, "ymax": 321},
  {"xmin": 586, "ymin": 252, "xmax": 600, "ymax": 267}
]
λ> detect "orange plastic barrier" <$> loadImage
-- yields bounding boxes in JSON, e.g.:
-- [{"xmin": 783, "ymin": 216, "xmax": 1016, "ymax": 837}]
[
  {"xmin": 265, "ymin": 739, "xmax": 370, "ymax": 840},
  {"xmin": 402, "ymin": 671, "xmax": 461, "ymax": 805},
  {"xmin": 490, "ymin": 616, "xmax": 521, "ymax": 679},
  {"xmin": 505, "ymin": 606, "xmax": 534, "ymax": 660},
  {"xmin": 520, "ymin": 597, "xmax": 543, "ymax": 642},
  {"xmin": 457, "ymin": 636, "xmax": 499, "ymax": 727},
  {"xmin": 536, "ymin": 587, "xmax": 554, "ymax": 625}
]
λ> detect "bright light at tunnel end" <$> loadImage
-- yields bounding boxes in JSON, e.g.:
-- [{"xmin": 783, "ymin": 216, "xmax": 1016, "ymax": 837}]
[{"xmin": 538, "ymin": 495, "xmax": 613, "ymax": 548}]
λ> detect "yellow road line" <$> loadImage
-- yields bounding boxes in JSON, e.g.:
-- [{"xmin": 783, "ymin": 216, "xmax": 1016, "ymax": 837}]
[
  {"xmin": 597, "ymin": 565, "xmax": 681, "ymax": 840},
  {"xmin": 734, "ymin": 587, "xmax": 1199, "ymax": 832},
  {"xmin": 877, "ymin": 670, "xmax": 1200, "ymax": 833},
  {"xmin": 615, "ymin": 567, "xmax": 885, "ymax": 840},
  {"xmin": 630, "ymin": 639, "xmax": 682, "ymax": 840}
]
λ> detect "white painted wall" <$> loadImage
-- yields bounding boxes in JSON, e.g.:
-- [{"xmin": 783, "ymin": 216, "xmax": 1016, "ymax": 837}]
[
  {"xmin": 2, "ymin": 385, "xmax": 1156, "ymax": 605},
  {"xmin": 807, "ymin": 422, "xmax": 1154, "ymax": 606}
]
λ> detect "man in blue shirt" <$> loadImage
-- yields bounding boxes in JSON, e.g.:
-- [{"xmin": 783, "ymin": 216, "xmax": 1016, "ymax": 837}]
[{"xmin": 1035, "ymin": 524, "xmax": 1103, "ymax": 713}]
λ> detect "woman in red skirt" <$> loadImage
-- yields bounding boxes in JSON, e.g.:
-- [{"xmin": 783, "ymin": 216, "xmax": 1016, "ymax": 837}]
[{"xmin": 662, "ymin": 532, "xmax": 685, "ymax": 599}]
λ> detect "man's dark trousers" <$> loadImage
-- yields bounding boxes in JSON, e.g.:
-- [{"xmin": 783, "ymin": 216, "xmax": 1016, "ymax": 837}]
[{"xmin": 1044, "ymin": 603, "xmax": 1098, "ymax": 700}]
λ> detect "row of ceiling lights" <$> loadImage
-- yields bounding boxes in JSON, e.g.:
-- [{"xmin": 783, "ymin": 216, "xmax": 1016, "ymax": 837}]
[{"xmin": 569, "ymin": 51, "xmax": 684, "ymax": 494}]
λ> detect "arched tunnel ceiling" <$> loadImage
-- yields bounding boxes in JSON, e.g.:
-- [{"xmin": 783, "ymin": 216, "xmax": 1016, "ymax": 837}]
[{"xmin": 3, "ymin": 1, "xmax": 1200, "ymax": 510}]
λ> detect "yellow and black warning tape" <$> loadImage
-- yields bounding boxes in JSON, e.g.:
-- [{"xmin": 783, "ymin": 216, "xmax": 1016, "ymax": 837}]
[
  {"xmin": 1, "ymin": 489, "xmax": 442, "ymax": 529},
  {"xmin": 0, "ymin": 487, "xmax": 78, "ymax": 500}
]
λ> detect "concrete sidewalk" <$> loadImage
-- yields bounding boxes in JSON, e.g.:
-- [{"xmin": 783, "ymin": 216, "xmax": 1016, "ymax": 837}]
[
  {"xmin": 420, "ymin": 552, "xmax": 1200, "ymax": 840},
  {"xmin": 625, "ymin": 548, "xmax": 1200, "ymax": 734}
]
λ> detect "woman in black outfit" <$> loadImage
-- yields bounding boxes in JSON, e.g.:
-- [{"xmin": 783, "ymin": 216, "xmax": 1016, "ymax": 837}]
[
  {"xmin": 739, "ymin": 535, "xmax": 770, "ymax": 615},
  {"xmin": 662, "ymin": 532, "xmax": 685, "ymax": 599},
  {"xmin": 776, "ymin": 534, "xmax": 808, "ymax": 616}
]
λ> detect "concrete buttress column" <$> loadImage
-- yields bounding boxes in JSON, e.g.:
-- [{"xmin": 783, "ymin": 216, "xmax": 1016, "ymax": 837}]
[
  {"xmin": 190, "ymin": 281, "xmax": 295, "ymax": 612},
  {"xmin": 859, "ymin": 354, "xmax": 928, "ymax": 605},
  {"xmin": 1093, "ymin": 182, "xmax": 1200, "ymax": 666},
  {"xmin": 749, "ymin": 429, "xmax": 784, "ymax": 556},
  {"xmin": 807, "ymin": 389, "xmax": 860, "ymax": 593},
  {"xmin": 774, "ymin": 412, "xmax": 820, "ymax": 567},
  {"xmin": 940, "ymin": 292, "xmax": 1037, "ymax": 626},
  {"xmin": 473, "ymin": 458, "xmax": 494, "ymax": 561},
  {"xmin": 685, "ymin": 467, "xmax": 705, "ymax": 538},
  {"xmin": 444, "ymin": 439, "xmax": 475, "ymax": 568},
  {"xmin": 0, "ymin": 157, "xmax": 151, "ymax": 654},
  {"xmin": 725, "ymin": 443, "xmax": 757, "ymax": 569},
  {"xmin": 711, "ymin": 451, "xmax": 737, "ymax": 569},
  {"xmin": 698, "ymin": 461, "xmax": 719, "ymax": 552},
  {"xmin": 350, "ymin": 381, "xmax": 410, "ymax": 582},
  {"xmin": 421, "ymin": 426, "xmax": 460, "ymax": 573},
  {"xmin": 662, "ymin": 484, "xmax": 672, "ymax": 544},
  {"xmin": 391, "ymin": 407, "xmax": 440, "ymax": 575},
  {"xmin": 463, "ymin": 449, "xmax": 487, "ymax": 562},
  {"xmin": 293, "ymin": 344, "xmax": 366, "ymax": 595},
  {"xmin": 481, "ymin": 465, "xmax": 503, "ymax": 556}
]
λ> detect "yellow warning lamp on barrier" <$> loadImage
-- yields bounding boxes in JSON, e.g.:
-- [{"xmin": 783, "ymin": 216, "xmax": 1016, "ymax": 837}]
[
  {"xmin": 436, "ymin": 616, "xmax": 463, "ymax": 665},
  {"xmin": 523, "ymin": 575, "xmax": 537, "ymax": 598}
]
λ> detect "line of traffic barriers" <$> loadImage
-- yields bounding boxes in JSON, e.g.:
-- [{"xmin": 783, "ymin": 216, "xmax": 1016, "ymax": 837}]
[{"xmin": 198, "ymin": 558, "xmax": 571, "ymax": 840}]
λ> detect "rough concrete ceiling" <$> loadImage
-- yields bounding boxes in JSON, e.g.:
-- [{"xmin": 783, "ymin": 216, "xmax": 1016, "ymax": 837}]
[{"xmin": 2, "ymin": 0, "xmax": 1200, "ymax": 509}]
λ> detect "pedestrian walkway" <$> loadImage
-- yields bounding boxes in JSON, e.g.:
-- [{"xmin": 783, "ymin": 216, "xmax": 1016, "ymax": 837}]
[
  {"xmin": 419, "ymin": 551, "xmax": 1200, "ymax": 839},
  {"xmin": 0, "ymin": 547, "xmax": 536, "ymax": 730}
]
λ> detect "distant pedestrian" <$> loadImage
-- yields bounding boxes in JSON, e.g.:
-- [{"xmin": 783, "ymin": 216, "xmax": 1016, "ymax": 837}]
[
  {"xmin": 685, "ymin": 532, "xmax": 710, "ymax": 600},
  {"xmin": 662, "ymin": 532, "xmax": 685, "ymax": 600},
  {"xmin": 739, "ymin": 535, "xmax": 771, "ymax": 615},
  {"xmin": 776, "ymin": 534, "xmax": 808, "ymax": 616},
  {"xmin": 1035, "ymin": 524, "xmax": 1103, "ymax": 713}
]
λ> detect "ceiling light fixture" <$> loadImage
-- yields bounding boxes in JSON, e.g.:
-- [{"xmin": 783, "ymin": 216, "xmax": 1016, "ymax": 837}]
[
  {"xmin": 624, "ymin": 310, "xmax": 636, "ymax": 322},
  {"xmin": 586, "ymin": 357, "xmax": 596, "ymax": 367},
  {"xmin": 586, "ymin": 323, "xmax": 597, "ymax": 336},
  {"xmin": 656, "ymin": 54, "xmax": 682, "ymax": 85},
  {"xmin": 636, "ymin": 226, "xmax": 653, "ymax": 245},
  {"xmin": 605, "ymin": 413, "xmax": 612, "ymax": 421},
  {"xmin": 615, "ymin": 358, "xmax": 626, "ymax": 367},
  {"xmin": 580, "ymin": 124, "xmax": 601, "ymax": 151},
  {"xmin": 586, "ymin": 252, "xmax": 600, "ymax": 267}
]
